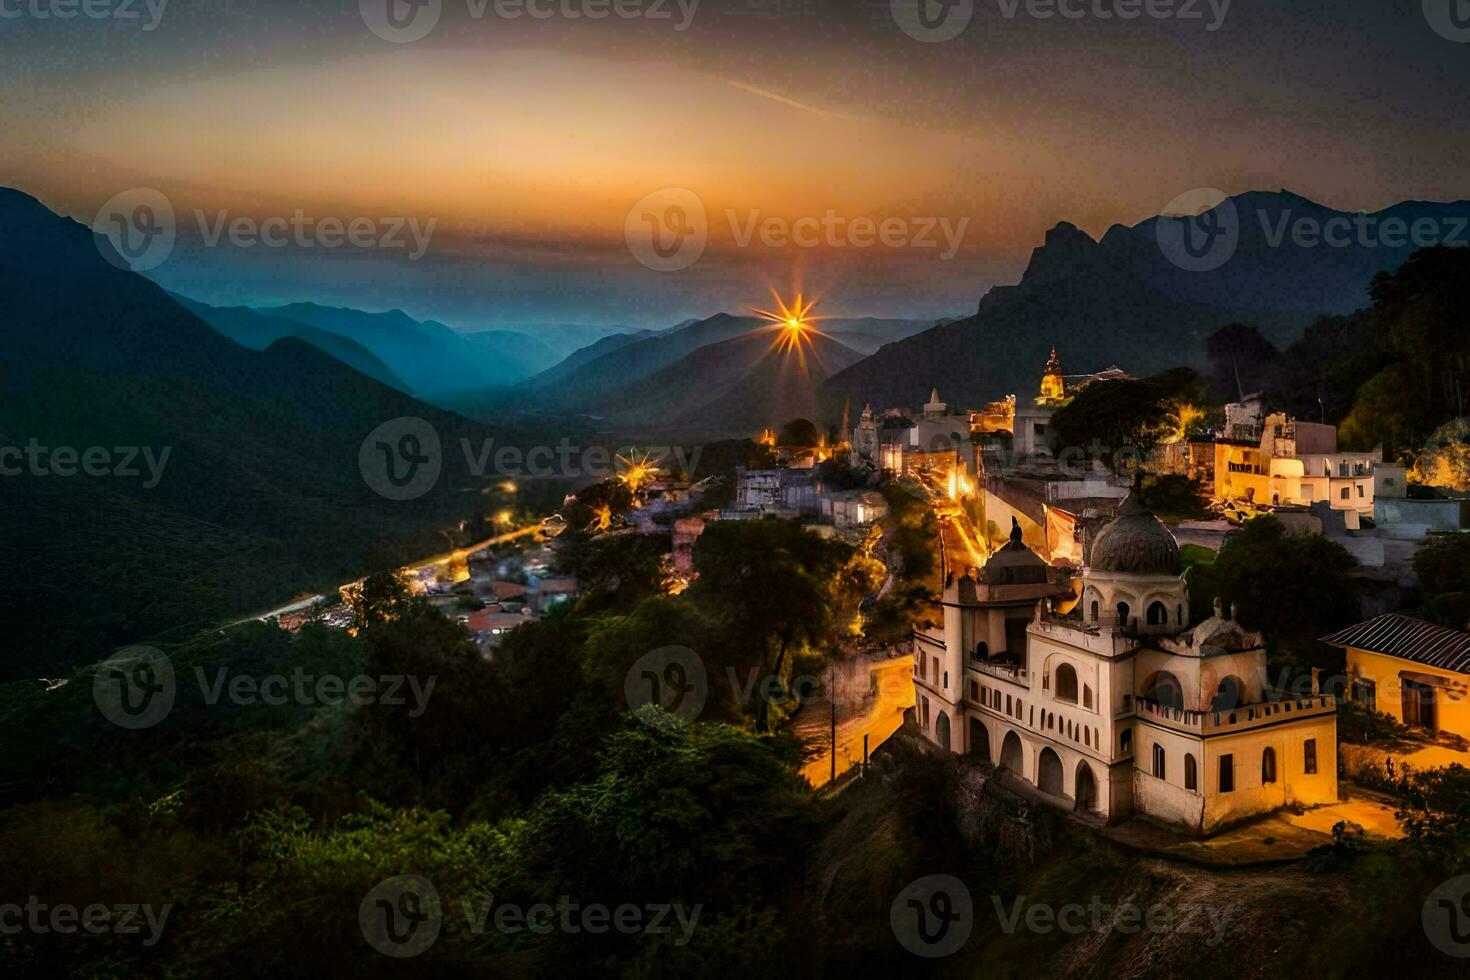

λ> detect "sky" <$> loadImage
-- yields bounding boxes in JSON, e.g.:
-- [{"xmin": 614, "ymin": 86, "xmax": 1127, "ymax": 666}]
[{"xmin": 2, "ymin": 0, "xmax": 1468, "ymax": 330}]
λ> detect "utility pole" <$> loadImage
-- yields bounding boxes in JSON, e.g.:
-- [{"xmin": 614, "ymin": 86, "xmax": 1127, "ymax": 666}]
[{"xmin": 829, "ymin": 661, "xmax": 837, "ymax": 785}]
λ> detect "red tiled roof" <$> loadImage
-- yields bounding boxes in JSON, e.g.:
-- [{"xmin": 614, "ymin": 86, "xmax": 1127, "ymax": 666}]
[{"xmin": 1321, "ymin": 613, "xmax": 1470, "ymax": 674}]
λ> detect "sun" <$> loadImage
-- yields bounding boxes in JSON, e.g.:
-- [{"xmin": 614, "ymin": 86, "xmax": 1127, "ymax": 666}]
[{"xmin": 753, "ymin": 289, "xmax": 830, "ymax": 359}]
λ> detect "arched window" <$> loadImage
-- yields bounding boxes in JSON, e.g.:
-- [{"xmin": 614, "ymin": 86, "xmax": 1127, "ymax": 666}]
[
  {"xmin": 1146, "ymin": 601, "xmax": 1168, "ymax": 626},
  {"xmin": 1184, "ymin": 754, "xmax": 1197, "ymax": 791},
  {"xmin": 1262, "ymin": 747, "xmax": 1277, "ymax": 784},
  {"xmin": 1212, "ymin": 676, "xmax": 1244, "ymax": 712},
  {"xmin": 976, "ymin": 641, "xmax": 988, "ymax": 661},
  {"xmin": 1149, "ymin": 671, "xmax": 1185, "ymax": 711},
  {"xmin": 1083, "ymin": 685, "xmax": 1093, "ymax": 709},
  {"xmin": 1055, "ymin": 663, "xmax": 1079, "ymax": 703},
  {"xmin": 1120, "ymin": 729, "xmax": 1133, "ymax": 753},
  {"xmin": 1090, "ymin": 600, "xmax": 1100, "ymax": 622},
  {"xmin": 1152, "ymin": 743, "xmax": 1166, "ymax": 780},
  {"xmin": 1177, "ymin": 604, "xmax": 1184, "ymax": 624},
  {"xmin": 1116, "ymin": 602, "xmax": 1130, "ymax": 625}
]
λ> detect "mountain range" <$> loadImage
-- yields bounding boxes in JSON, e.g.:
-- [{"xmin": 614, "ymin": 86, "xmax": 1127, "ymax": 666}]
[
  {"xmin": 0, "ymin": 188, "xmax": 569, "ymax": 678},
  {"xmin": 818, "ymin": 190, "xmax": 1470, "ymax": 415}
]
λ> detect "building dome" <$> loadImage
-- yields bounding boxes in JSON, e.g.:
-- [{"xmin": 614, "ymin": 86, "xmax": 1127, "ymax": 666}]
[
  {"xmin": 1088, "ymin": 492, "xmax": 1181, "ymax": 576},
  {"xmin": 981, "ymin": 517, "xmax": 1050, "ymax": 586}
]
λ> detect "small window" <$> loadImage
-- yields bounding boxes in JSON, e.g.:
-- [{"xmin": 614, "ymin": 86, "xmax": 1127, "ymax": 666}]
[
  {"xmin": 1083, "ymin": 685, "xmax": 1093, "ymax": 710},
  {"xmin": 943, "ymin": 671, "xmax": 949, "ymax": 689},
  {"xmin": 1146, "ymin": 601, "xmax": 1168, "ymax": 626},
  {"xmin": 1056, "ymin": 663, "xmax": 1079, "ymax": 703},
  {"xmin": 1120, "ymin": 729, "xmax": 1133, "ymax": 753},
  {"xmin": 1184, "ymin": 753, "xmax": 1198, "ymax": 791},
  {"xmin": 970, "ymin": 680, "xmax": 979, "ymax": 702},
  {"xmin": 1340, "ymin": 486, "xmax": 1350, "ymax": 500},
  {"xmin": 1006, "ymin": 694, "xmax": 1012, "ymax": 714},
  {"xmin": 1090, "ymin": 600, "xmax": 1100, "ymax": 622},
  {"xmin": 1357, "ymin": 485, "xmax": 1365, "ymax": 498},
  {"xmin": 1262, "ymin": 747, "xmax": 1277, "ymax": 784},
  {"xmin": 1152, "ymin": 743, "xmax": 1166, "ymax": 780},
  {"xmin": 1116, "ymin": 602, "xmax": 1130, "ymax": 624},
  {"xmin": 1304, "ymin": 739, "xmax": 1318, "ymax": 775},
  {"xmin": 1219, "ymin": 754, "xmax": 1235, "ymax": 793},
  {"xmin": 1352, "ymin": 678, "xmax": 1376, "ymax": 712}
]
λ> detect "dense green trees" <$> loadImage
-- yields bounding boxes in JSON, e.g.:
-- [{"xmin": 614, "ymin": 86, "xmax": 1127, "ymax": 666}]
[
  {"xmin": 1411, "ymin": 533, "xmax": 1470, "ymax": 629},
  {"xmin": 1186, "ymin": 515, "xmax": 1359, "ymax": 670},
  {"xmin": 1050, "ymin": 367, "xmax": 1206, "ymax": 469},
  {"xmin": 1203, "ymin": 246, "xmax": 1470, "ymax": 466}
]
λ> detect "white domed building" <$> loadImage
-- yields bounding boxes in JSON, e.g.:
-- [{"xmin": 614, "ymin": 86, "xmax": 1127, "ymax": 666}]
[{"xmin": 914, "ymin": 492, "xmax": 1339, "ymax": 833}]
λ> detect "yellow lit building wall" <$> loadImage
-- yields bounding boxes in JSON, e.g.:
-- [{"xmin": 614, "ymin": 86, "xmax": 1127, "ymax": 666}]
[{"xmin": 1346, "ymin": 648, "xmax": 1470, "ymax": 737}]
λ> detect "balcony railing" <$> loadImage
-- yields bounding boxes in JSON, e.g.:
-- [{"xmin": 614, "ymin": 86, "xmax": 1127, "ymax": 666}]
[
  {"xmin": 1134, "ymin": 694, "xmax": 1336, "ymax": 734},
  {"xmin": 972, "ymin": 660, "xmax": 1029, "ymax": 685}
]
